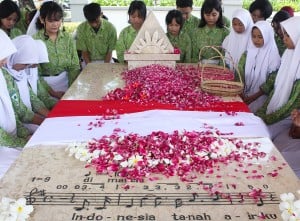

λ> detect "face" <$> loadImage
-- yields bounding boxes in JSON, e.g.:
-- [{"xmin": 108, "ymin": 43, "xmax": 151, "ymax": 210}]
[
  {"xmin": 129, "ymin": 11, "xmax": 144, "ymax": 31},
  {"xmin": 203, "ymin": 9, "xmax": 220, "ymax": 27},
  {"xmin": 0, "ymin": 12, "xmax": 18, "ymax": 30},
  {"xmin": 283, "ymin": 29, "xmax": 295, "ymax": 49},
  {"xmin": 41, "ymin": 15, "xmax": 62, "ymax": 35},
  {"xmin": 0, "ymin": 58, "xmax": 7, "ymax": 68},
  {"xmin": 167, "ymin": 18, "xmax": 181, "ymax": 36},
  {"xmin": 251, "ymin": 9, "xmax": 264, "ymax": 23},
  {"xmin": 232, "ymin": 18, "xmax": 245, "ymax": 34},
  {"xmin": 176, "ymin": 6, "xmax": 192, "ymax": 21},
  {"xmin": 251, "ymin": 27, "xmax": 264, "ymax": 48},
  {"xmin": 272, "ymin": 22, "xmax": 283, "ymax": 39},
  {"xmin": 12, "ymin": 63, "xmax": 33, "ymax": 71},
  {"xmin": 88, "ymin": 17, "xmax": 101, "ymax": 29}
]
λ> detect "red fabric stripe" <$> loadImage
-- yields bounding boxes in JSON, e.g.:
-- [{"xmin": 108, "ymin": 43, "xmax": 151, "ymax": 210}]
[{"xmin": 48, "ymin": 100, "xmax": 250, "ymax": 118}]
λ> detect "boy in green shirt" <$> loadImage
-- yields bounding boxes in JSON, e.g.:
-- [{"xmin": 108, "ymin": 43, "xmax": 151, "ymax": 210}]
[{"xmin": 76, "ymin": 3, "xmax": 117, "ymax": 65}]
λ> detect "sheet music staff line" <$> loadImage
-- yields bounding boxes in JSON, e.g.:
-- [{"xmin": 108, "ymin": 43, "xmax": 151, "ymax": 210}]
[{"xmin": 24, "ymin": 188, "xmax": 279, "ymax": 210}]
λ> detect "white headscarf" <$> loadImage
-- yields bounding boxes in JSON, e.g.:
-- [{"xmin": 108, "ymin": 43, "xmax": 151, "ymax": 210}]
[
  {"xmin": 267, "ymin": 16, "xmax": 300, "ymax": 114},
  {"xmin": 222, "ymin": 8, "xmax": 253, "ymax": 69},
  {"xmin": 26, "ymin": 0, "xmax": 53, "ymax": 36},
  {"xmin": 5, "ymin": 35, "xmax": 39, "ymax": 110},
  {"xmin": 0, "ymin": 30, "xmax": 17, "ymax": 135},
  {"xmin": 27, "ymin": 40, "xmax": 49, "ymax": 94},
  {"xmin": 244, "ymin": 20, "xmax": 281, "ymax": 96}
]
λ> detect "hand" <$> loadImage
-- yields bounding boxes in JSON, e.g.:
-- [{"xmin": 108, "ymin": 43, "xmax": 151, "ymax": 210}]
[
  {"xmin": 52, "ymin": 91, "xmax": 65, "ymax": 99},
  {"xmin": 291, "ymin": 109, "xmax": 300, "ymax": 127},
  {"xmin": 289, "ymin": 124, "xmax": 300, "ymax": 139}
]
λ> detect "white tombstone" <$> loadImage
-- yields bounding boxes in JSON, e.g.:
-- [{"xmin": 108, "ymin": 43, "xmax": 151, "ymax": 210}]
[{"xmin": 124, "ymin": 11, "xmax": 180, "ymax": 70}]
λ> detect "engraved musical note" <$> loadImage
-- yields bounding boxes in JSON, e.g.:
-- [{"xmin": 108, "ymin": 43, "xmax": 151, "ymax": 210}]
[
  {"xmin": 74, "ymin": 199, "xmax": 90, "ymax": 211},
  {"xmin": 95, "ymin": 196, "xmax": 111, "ymax": 210}
]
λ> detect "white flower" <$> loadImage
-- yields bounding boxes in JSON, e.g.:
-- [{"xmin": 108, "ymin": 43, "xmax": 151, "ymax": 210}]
[
  {"xmin": 120, "ymin": 161, "xmax": 129, "ymax": 168},
  {"xmin": 128, "ymin": 155, "xmax": 143, "ymax": 167},
  {"xmin": 279, "ymin": 192, "xmax": 300, "ymax": 221},
  {"xmin": 210, "ymin": 138, "xmax": 236, "ymax": 157},
  {"xmin": 0, "ymin": 197, "xmax": 33, "ymax": 221},
  {"xmin": 9, "ymin": 198, "xmax": 33, "ymax": 221},
  {"xmin": 148, "ymin": 159, "xmax": 159, "ymax": 167},
  {"xmin": 113, "ymin": 153, "xmax": 123, "ymax": 161}
]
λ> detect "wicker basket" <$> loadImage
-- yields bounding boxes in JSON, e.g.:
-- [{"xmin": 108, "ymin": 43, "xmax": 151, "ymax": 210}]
[{"xmin": 199, "ymin": 46, "xmax": 244, "ymax": 97}]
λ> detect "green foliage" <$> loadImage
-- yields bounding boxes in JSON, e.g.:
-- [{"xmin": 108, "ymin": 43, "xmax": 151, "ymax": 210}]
[
  {"xmin": 94, "ymin": 0, "xmax": 300, "ymax": 11},
  {"xmin": 63, "ymin": 22, "xmax": 79, "ymax": 34}
]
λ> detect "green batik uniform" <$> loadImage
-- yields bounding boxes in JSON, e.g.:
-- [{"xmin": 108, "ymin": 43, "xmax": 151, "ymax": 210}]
[
  {"xmin": 15, "ymin": 8, "xmax": 28, "ymax": 34},
  {"xmin": 191, "ymin": 25, "xmax": 229, "ymax": 63},
  {"xmin": 2, "ymin": 69, "xmax": 34, "ymax": 123},
  {"xmin": 116, "ymin": 25, "xmax": 139, "ymax": 63},
  {"xmin": 275, "ymin": 35, "xmax": 286, "ymax": 56},
  {"xmin": 256, "ymin": 74, "xmax": 300, "ymax": 125},
  {"xmin": 76, "ymin": 19, "xmax": 117, "ymax": 61},
  {"xmin": 9, "ymin": 27, "xmax": 22, "ymax": 38},
  {"xmin": 37, "ymin": 79, "xmax": 57, "ymax": 109},
  {"xmin": 167, "ymin": 32, "xmax": 191, "ymax": 63},
  {"xmin": 33, "ymin": 30, "xmax": 80, "ymax": 88},
  {"xmin": 0, "ymin": 125, "xmax": 27, "ymax": 147},
  {"xmin": 181, "ymin": 15, "xmax": 199, "ymax": 36}
]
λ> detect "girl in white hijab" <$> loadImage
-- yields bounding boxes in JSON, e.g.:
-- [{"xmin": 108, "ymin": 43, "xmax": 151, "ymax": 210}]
[
  {"xmin": 0, "ymin": 29, "xmax": 30, "ymax": 147},
  {"xmin": 222, "ymin": 8, "xmax": 253, "ymax": 70},
  {"xmin": 4, "ymin": 35, "xmax": 49, "ymax": 132},
  {"xmin": 26, "ymin": 39, "xmax": 57, "ymax": 109},
  {"xmin": 256, "ymin": 16, "xmax": 300, "ymax": 139},
  {"xmin": 240, "ymin": 20, "xmax": 281, "ymax": 113}
]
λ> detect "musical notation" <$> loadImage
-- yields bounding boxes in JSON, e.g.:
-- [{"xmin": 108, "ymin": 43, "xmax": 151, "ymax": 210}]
[{"xmin": 24, "ymin": 187, "xmax": 279, "ymax": 211}]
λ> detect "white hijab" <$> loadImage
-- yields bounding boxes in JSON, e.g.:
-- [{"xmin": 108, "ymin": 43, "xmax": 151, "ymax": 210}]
[
  {"xmin": 244, "ymin": 21, "xmax": 281, "ymax": 96},
  {"xmin": 5, "ymin": 35, "xmax": 39, "ymax": 110},
  {"xmin": 267, "ymin": 16, "xmax": 300, "ymax": 114},
  {"xmin": 222, "ymin": 8, "xmax": 253, "ymax": 69},
  {"xmin": 0, "ymin": 30, "xmax": 17, "ymax": 135},
  {"xmin": 27, "ymin": 40, "xmax": 49, "ymax": 94}
]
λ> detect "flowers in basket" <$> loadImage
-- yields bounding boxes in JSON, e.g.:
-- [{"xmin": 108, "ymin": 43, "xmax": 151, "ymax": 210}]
[{"xmin": 0, "ymin": 197, "xmax": 33, "ymax": 221}]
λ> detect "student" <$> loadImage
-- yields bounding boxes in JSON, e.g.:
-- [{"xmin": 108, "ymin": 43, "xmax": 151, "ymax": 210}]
[
  {"xmin": 0, "ymin": 0, "xmax": 22, "ymax": 38},
  {"xmin": 255, "ymin": 17, "xmax": 300, "ymax": 139},
  {"xmin": 116, "ymin": 0, "xmax": 147, "ymax": 63},
  {"xmin": 190, "ymin": 0, "xmax": 229, "ymax": 63},
  {"xmin": 33, "ymin": 1, "xmax": 80, "ymax": 93},
  {"xmin": 248, "ymin": 0, "xmax": 273, "ymax": 23},
  {"xmin": 0, "ymin": 29, "xmax": 31, "ymax": 147},
  {"xmin": 271, "ymin": 10, "xmax": 290, "ymax": 56},
  {"xmin": 175, "ymin": 0, "xmax": 199, "ymax": 36},
  {"xmin": 76, "ymin": 3, "xmax": 117, "ymax": 67},
  {"xmin": 222, "ymin": 8, "xmax": 253, "ymax": 70},
  {"xmin": 27, "ymin": 39, "xmax": 57, "ymax": 110},
  {"xmin": 5, "ymin": 35, "xmax": 49, "ymax": 132},
  {"xmin": 165, "ymin": 10, "xmax": 191, "ymax": 63},
  {"xmin": 238, "ymin": 21, "xmax": 280, "ymax": 113}
]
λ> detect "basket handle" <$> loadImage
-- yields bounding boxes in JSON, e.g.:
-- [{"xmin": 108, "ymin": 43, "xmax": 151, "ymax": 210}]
[{"xmin": 198, "ymin": 45, "xmax": 243, "ymax": 84}]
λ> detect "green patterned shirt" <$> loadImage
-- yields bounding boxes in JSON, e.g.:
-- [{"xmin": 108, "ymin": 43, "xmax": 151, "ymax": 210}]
[
  {"xmin": 256, "ymin": 77, "xmax": 300, "ymax": 125},
  {"xmin": 2, "ymin": 69, "xmax": 34, "ymax": 123},
  {"xmin": 116, "ymin": 25, "xmax": 139, "ymax": 63},
  {"xmin": 0, "ymin": 126, "xmax": 27, "ymax": 147},
  {"xmin": 181, "ymin": 15, "xmax": 200, "ymax": 37},
  {"xmin": 191, "ymin": 25, "xmax": 229, "ymax": 63},
  {"xmin": 167, "ymin": 32, "xmax": 191, "ymax": 63},
  {"xmin": 76, "ymin": 19, "xmax": 117, "ymax": 61},
  {"xmin": 33, "ymin": 30, "xmax": 80, "ymax": 86},
  {"xmin": 275, "ymin": 35, "xmax": 286, "ymax": 57},
  {"xmin": 37, "ymin": 79, "xmax": 57, "ymax": 109}
]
